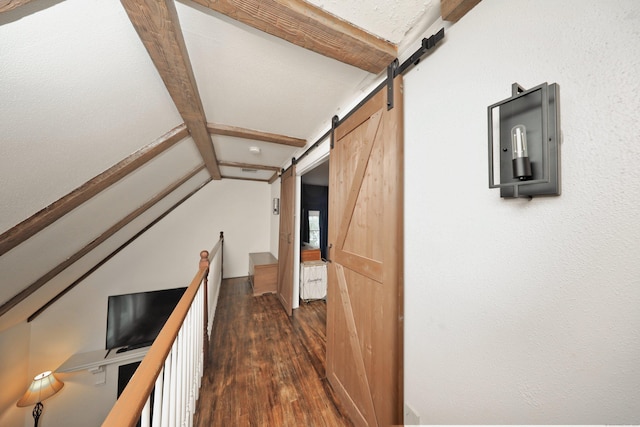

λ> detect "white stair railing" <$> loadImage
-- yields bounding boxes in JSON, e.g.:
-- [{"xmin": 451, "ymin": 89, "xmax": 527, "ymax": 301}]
[{"xmin": 102, "ymin": 233, "xmax": 224, "ymax": 427}]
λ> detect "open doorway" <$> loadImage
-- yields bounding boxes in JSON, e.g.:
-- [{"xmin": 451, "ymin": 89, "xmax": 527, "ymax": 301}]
[
  {"xmin": 298, "ymin": 159, "xmax": 329, "ymax": 303},
  {"xmin": 300, "ymin": 160, "xmax": 329, "ymax": 259}
]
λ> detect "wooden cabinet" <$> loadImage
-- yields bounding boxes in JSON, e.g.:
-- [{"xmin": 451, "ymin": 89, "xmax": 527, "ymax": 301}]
[
  {"xmin": 249, "ymin": 252, "xmax": 278, "ymax": 296},
  {"xmin": 301, "ymin": 243, "xmax": 321, "ymax": 262}
]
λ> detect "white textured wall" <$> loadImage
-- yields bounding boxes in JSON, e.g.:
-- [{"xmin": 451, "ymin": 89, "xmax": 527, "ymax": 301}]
[
  {"xmin": 0, "ymin": 322, "xmax": 30, "ymax": 426},
  {"xmin": 404, "ymin": 0, "xmax": 640, "ymax": 424},
  {"xmin": 2, "ymin": 179, "xmax": 269, "ymax": 427}
]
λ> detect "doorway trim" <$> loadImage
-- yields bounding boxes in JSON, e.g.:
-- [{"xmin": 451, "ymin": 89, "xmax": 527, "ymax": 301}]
[{"xmin": 292, "ymin": 137, "xmax": 331, "ymax": 311}]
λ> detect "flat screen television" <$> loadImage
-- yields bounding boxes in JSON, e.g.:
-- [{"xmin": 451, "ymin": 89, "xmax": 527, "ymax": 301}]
[{"xmin": 106, "ymin": 287, "xmax": 187, "ymax": 351}]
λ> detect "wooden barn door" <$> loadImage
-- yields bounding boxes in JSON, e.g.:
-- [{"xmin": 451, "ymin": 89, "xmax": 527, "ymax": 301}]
[
  {"xmin": 277, "ymin": 165, "xmax": 295, "ymax": 316},
  {"xmin": 327, "ymin": 76, "xmax": 404, "ymax": 427}
]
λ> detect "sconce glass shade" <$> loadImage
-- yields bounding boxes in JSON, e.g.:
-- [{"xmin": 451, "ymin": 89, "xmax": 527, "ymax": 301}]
[
  {"xmin": 511, "ymin": 124, "xmax": 532, "ymax": 179},
  {"xmin": 17, "ymin": 371, "xmax": 64, "ymax": 407}
]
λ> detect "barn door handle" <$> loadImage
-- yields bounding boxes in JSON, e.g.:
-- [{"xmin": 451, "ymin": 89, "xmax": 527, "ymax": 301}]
[{"xmin": 325, "ymin": 243, "xmax": 333, "ymax": 263}]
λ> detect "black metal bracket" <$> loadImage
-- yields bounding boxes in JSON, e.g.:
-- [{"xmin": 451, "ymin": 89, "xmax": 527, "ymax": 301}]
[
  {"xmin": 291, "ymin": 156, "xmax": 297, "ymax": 165},
  {"xmin": 387, "ymin": 59, "xmax": 399, "ymax": 110},
  {"xmin": 330, "ymin": 115, "xmax": 339, "ymax": 149},
  {"xmin": 512, "ymin": 83, "xmax": 526, "ymax": 95},
  {"xmin": 398, "ymin": 27, "xmax": 445, "ymax": 75},
  {"xmin": 386, "ymin": 27, "xmax": 445, "ymax": 110},
  {"xmin": 313, "ymin": 28, "xmax": 445, "ymax": 154}
]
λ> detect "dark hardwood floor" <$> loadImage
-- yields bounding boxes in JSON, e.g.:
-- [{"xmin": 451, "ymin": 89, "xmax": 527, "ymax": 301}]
[{"xmin": 194, "ymin": 277, "xmax": 353, "ymax": 427}]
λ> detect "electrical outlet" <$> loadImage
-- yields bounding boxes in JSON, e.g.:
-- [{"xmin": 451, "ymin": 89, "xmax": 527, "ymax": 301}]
[{"xmin": 404, "ymin": 402, "xmax": 420, "ymax": 425}]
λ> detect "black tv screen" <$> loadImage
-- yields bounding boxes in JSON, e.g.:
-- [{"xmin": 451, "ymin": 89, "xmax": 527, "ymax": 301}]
[{"xmin": 106, "ymin": 287, "xmax": 187, "ymax": 351}]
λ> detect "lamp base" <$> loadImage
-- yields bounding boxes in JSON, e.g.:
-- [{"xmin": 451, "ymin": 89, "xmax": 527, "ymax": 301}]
[{"xmin": 32, "ymin": 402, "xmax": 43, "ymax": 427}]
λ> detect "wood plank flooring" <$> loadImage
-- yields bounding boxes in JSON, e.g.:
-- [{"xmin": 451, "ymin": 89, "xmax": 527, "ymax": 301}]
[{"xmin": 194, "ymin": 277, "xmax": 353, "ymax": 427}]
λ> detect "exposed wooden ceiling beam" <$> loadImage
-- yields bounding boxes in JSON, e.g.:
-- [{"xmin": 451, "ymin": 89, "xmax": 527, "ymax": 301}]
[
  {"xmin": 120, "ymin": 0, "xmax": 221, "ymax": 179},
  {"xmin": 190, "ymin": 0, "xmax": 397, "ymax": 74},
  {"xmin": 28, "ymin": 172, "xmax": 213, "ymax": 322},
  {"xmin": 268, "ymin": 171, "xmax": 281, "ymax": 184},
  {"xmin": 0, "ymin": 0, "xmax": 38, "ymax": 12},
  {"xmin": 1, "ymin": 165, "xmax": 206, "ymax": 319},
  {"xmin": 221, "ymin": 175, "xmax": 270, "ymax": 183},
  {"xmin": 0, "ymin": 125, "xmax": 189, "ymax": 257},
  {"xmin": 208, "ymin": 123, "xmax": 306, "ymax": 147},
  {"xmin": 218, "ymin": 161, "xmax": 281, "ymax": 172},
  {"xmin": 441, "ymin": 0, "xmax": 482, "ymax": 22}
]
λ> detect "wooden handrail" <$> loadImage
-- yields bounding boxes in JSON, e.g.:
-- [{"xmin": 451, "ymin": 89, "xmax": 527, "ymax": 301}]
[
  {"xmin": 209, "ymin": 231, "xmax": 224, "ymax": 263},
  {"xmin": 102, "ymin": 235, "xmax": 224, "ymax": 427}
]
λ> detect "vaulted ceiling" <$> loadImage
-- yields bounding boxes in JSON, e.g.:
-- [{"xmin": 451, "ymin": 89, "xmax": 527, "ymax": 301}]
[{"xmin": 0, "ymin": 0, "xmax": 478, "ymax": 331}]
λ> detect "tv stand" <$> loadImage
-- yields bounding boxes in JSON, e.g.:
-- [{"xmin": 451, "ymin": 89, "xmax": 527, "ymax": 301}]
[{"xmin": 57, "ymin": 346, "xmax": 149, "ymax": 385}]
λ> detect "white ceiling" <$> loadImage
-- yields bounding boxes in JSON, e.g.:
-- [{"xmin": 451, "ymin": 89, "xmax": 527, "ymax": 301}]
[
  {"xmin": 0, "ymin": 0, "xmax": 441, "ymax": 329},
  {"xmin": 301, "ymin": 159, "xmax": 330, "ymax": 186},
  {"xmin": 305, "ymin": 0, "xmax": 437, "ymax": 44},
  {"xmin": 0, "ymin": 0, "xmax": 185, "ymax": 230}
]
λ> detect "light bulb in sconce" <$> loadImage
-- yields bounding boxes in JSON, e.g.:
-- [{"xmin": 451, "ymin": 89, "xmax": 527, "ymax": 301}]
[{"xmin": 511, "ymin": 124, "xmax": 532, "ymax": 180}]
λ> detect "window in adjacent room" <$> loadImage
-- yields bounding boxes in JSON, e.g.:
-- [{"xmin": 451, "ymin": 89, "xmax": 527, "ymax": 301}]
[{"xmin": 308, "ymin": 210, "xmax": 320, "ymax": 247}]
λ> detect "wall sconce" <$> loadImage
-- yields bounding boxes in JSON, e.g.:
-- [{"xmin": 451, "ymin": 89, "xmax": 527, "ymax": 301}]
[
  {"xmin": 488, "ymin": 82, "xmax": 561, "ymax": 198},
  {"xmin": 17, "ymin": 371, "xmax": 64, "ymax": 427},
  {"xmin": 273, "ymin": 198, "xmax": 280, "ymax": 215}
]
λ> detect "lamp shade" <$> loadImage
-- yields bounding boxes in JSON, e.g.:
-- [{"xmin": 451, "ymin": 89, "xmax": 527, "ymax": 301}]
[{"xmin": 17, "ymin": 371, "xmax": 64, "ymax": 407}]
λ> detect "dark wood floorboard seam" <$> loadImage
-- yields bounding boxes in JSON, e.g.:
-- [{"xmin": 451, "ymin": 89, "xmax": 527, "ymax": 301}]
[{"xmin": 194, "ymin": 277, "xmax": 353, "ymax": 427}]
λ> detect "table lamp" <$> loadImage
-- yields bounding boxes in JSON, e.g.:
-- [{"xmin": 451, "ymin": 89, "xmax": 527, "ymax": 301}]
[{"xmin": 17, "ymin": 371, "xmax": 64, "ymax": 427}]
